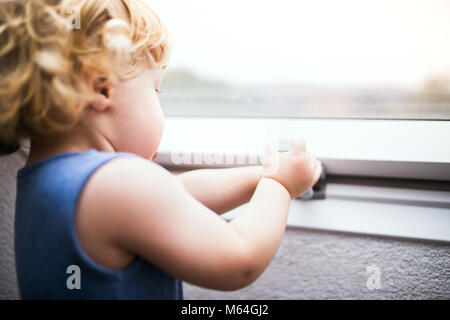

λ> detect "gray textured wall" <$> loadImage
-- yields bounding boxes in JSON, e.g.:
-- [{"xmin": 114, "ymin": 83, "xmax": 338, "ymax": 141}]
[
  {"xmin": 0, "ymin": 148, "xmax": 27, "ymax": 300},
  {"xmin": 1, "ymin": 150, "xmax": 449, "ymax": 300},
  {"xmin": 184, "ymin": 227, "xmax": 450, "ymax": 299}
]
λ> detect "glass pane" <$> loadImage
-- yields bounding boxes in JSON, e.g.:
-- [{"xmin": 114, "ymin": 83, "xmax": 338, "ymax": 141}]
[{"xmin": 150, "ymin": 0, "xmax": 450, "ymax": 120}]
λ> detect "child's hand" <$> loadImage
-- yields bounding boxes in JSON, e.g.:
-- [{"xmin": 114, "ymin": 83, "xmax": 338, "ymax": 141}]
[{"xmin": 261, "ymin": 137, "xmax": 321, "ymax": 199}]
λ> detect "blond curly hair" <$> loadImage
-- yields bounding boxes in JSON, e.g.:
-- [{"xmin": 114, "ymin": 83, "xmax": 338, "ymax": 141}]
[{"xmin": 0, "ymin": 0, "xmax": 171, "ymax": 154}]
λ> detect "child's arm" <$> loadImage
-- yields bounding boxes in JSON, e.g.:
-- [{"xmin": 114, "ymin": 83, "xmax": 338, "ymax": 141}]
[
  {"xmin": 177, "ymin": 166, "xmax": 262, "ymax": 214},
  {"xmin": 77, "ymin": 138, "xmax": 321, "ymax": 291}
]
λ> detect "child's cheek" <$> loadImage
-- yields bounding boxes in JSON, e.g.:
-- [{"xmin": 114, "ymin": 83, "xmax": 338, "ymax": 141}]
[{"xmin": 143, "ymin": 103, "xmax": 165, "ymax": 158}]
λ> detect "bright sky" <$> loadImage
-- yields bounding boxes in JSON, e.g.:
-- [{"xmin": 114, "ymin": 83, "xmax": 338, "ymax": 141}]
[{"xmin": 148, "ymin": 0, "xmax": 450, "ymax": 89}]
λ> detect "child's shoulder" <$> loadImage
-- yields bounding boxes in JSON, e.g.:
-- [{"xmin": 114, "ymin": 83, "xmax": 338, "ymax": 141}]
[
  {"xmin": 88, "ymin": 151, "xmax": 180, "ymax": 193},
  {"xmin": 74, "ymin": 151, "xmax": 184, "ymax": 269},
  {"xmin": 76, "ymin": 149, "xmax": 189, "ymax": 230}
]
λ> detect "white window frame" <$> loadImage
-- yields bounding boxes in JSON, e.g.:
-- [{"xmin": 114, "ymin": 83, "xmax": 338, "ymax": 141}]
[
  {"xmin": 156, "ymin": 117, "xmax": 450, "ymax": 243},
  {"xmin": 157, "ymin": 117, "xmax": 450, "ymax": 180}
]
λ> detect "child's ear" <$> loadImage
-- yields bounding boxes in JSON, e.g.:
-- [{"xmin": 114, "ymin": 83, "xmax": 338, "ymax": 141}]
[{"xmin": 90, "ymin": 77, "xmax": 112, "ymax": 112}]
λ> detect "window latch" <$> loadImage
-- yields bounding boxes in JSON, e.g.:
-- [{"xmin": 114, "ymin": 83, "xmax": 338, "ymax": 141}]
[{"xmin": 297, "ymin": 163, "xmax": 327, "ymax": 200}]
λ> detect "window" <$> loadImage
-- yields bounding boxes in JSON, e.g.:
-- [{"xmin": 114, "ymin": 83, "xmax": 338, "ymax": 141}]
[
  {"xmin": 151, "ymin": 0, "xmax": 450, "ymax": 120},
  {"xmin": 150, "ymin": 1, "xmax": 450, "ymax": 242}
]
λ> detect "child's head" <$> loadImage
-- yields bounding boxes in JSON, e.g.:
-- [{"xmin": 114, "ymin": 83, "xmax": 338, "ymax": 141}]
[{"xmin": 0, "ymin": 0, "xmax": 171, "ymax": 159}]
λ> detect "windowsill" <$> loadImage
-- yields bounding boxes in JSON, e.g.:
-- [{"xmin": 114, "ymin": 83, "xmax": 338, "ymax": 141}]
[
  {"xmin": 221, "ymin": 182, "xmax": 450, "ymax": 243},
  {"xmin": 159, "ymin": 116, "xmax": 450, "ymax": 243}
]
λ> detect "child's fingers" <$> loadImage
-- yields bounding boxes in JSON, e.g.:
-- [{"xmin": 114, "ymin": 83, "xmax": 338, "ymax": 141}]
[
  {"xmin": 289, "ymin": 137, "xmax": 306, "ymax": 155},
  {"xmin": 263, "ymin": 139, "xmax": 276, "ymax": 158},
  {"xmin": 311, "ymin": 160, "xmax": 322, "ymax": 185},
  {"xmin": 261, "ymin": 138, "xmax": 278, "ymax": 168}
]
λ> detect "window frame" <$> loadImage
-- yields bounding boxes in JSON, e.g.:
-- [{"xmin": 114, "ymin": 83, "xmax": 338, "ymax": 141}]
[
  {"xmin": 156, "ymin": 116, "xmax": 450, "ymax": 181},
  {"xmin": 157, "ymin": 116, "xmax": 450, "ymax": 243}
]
